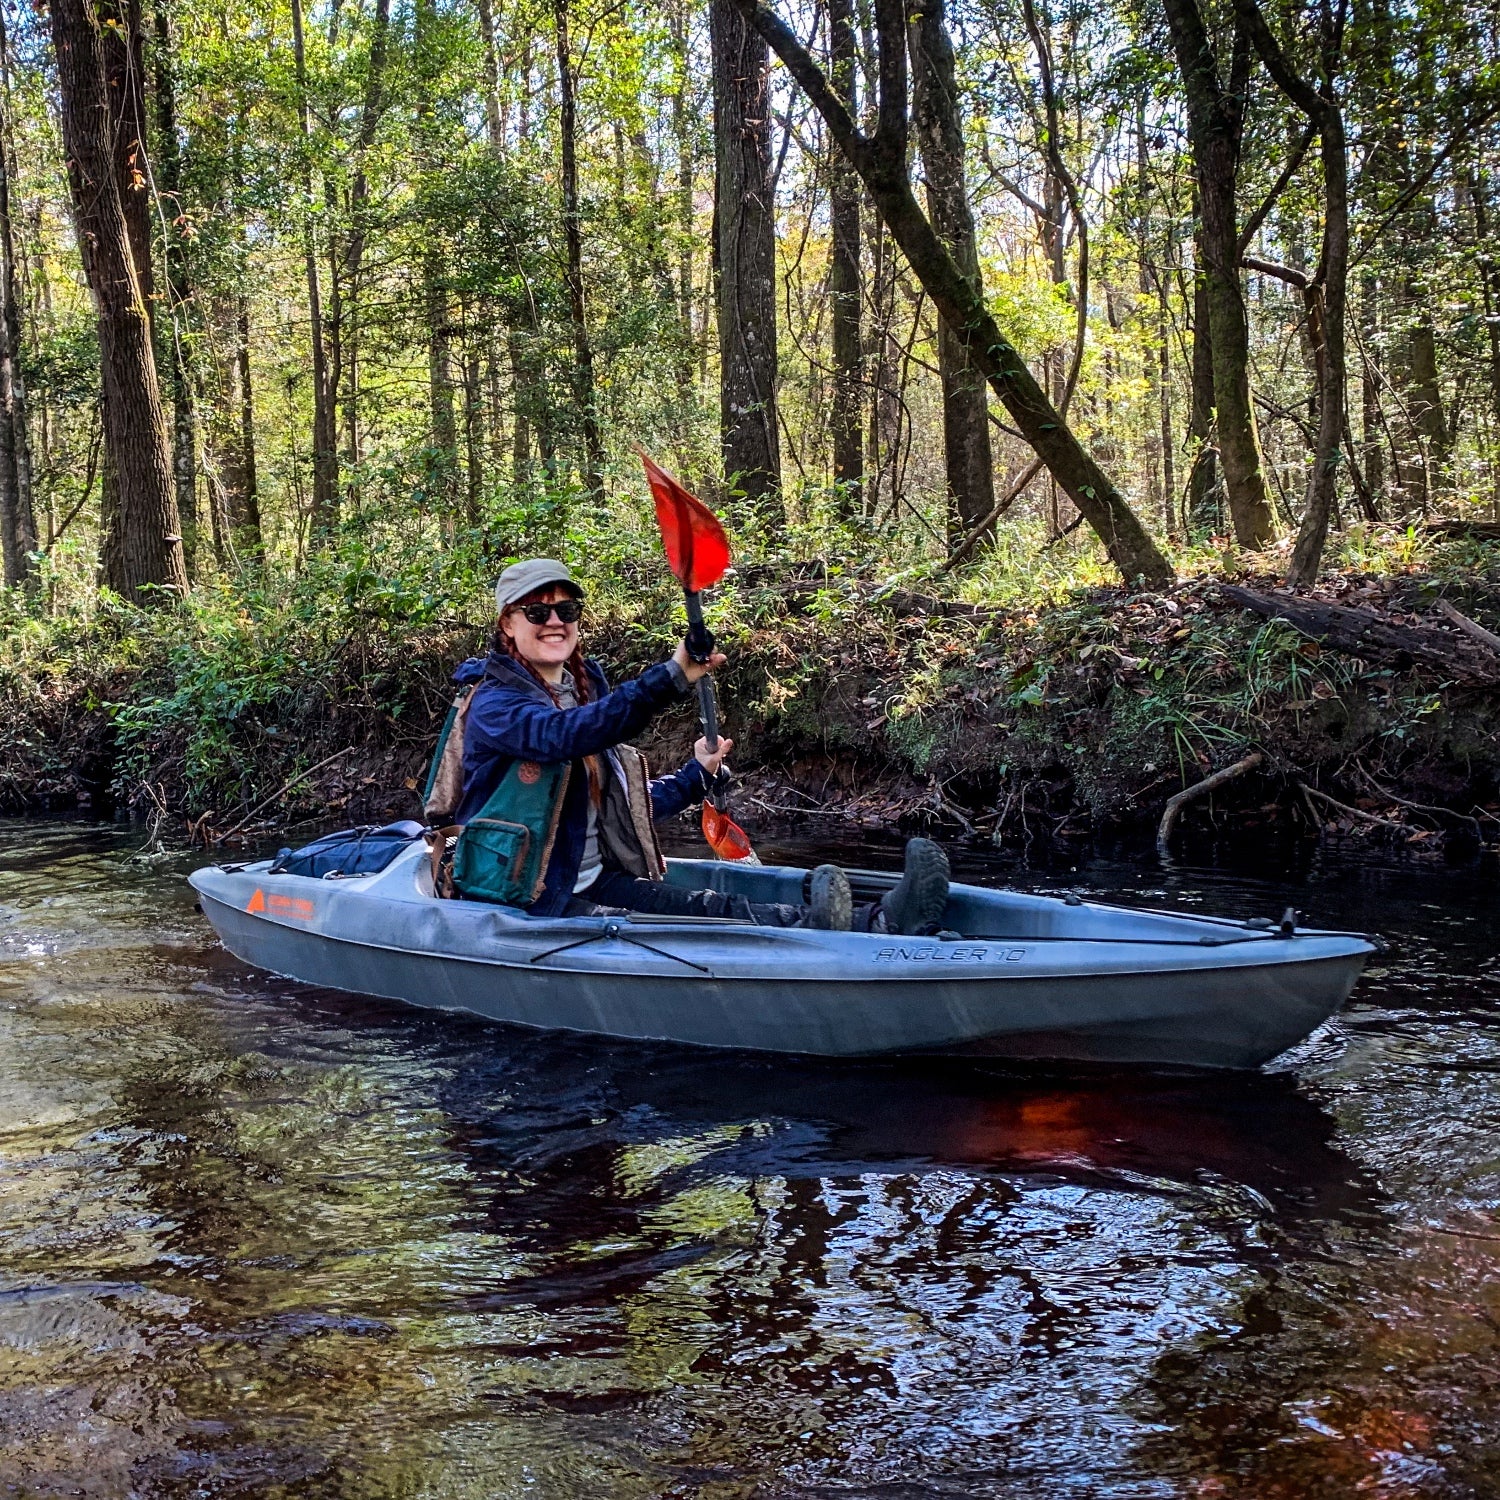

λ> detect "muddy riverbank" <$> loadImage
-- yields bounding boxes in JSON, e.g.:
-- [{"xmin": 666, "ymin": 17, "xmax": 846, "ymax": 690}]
[{"xmin": 3, "ymin": 563, "xmax": 1499, "ymax": 857}]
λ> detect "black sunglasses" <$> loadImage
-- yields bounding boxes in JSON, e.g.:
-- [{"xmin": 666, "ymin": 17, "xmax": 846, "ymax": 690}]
[{"xmin": 517, "ymin": 599, "xmax": 583, "ymax": 626}]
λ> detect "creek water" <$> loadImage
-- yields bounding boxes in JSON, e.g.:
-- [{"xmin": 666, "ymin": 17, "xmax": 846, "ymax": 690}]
[{"xmin": 1, "ymin": 819, "xmax": 1498, "ymax": 1498}]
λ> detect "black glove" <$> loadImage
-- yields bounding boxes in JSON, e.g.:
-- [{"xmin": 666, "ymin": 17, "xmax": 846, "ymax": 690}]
[{"xmin": 684, "ymin": 618, "xmax": 716, "ymax": 664}]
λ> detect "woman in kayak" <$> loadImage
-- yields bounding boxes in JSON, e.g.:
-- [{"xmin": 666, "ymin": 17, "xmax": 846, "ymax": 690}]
[{"xmin": 447, "ymin": 557, "xmax": 950, "ymax": 932}]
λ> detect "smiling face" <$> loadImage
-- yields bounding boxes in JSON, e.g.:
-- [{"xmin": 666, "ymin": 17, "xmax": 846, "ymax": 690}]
[{"xmin": 499, "ymin": 585, "xmax": 581, "ymax": 678}]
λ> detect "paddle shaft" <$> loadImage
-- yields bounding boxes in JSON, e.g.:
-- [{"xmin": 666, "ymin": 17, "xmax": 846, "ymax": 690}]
[{"xmin": 683, "ymin": 590, "xmax": 719, "ymax": 753}]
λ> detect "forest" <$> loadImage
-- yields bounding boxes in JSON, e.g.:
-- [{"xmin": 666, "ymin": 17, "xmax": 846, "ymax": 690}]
[{"xmin": 0, "ymin": 0, "xmax": 1498, "ymax": 846}]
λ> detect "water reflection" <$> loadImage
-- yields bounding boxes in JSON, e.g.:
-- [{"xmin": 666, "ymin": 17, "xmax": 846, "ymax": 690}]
[{"xmin": 1, "ymin": 822, "xmax": 1498, "ymax": 1496}]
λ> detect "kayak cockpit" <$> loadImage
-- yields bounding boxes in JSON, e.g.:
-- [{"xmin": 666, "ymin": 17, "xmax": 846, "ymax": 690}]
[{"xmin": 664, "ymin": 856, "xmax": 1304, "ymax": 946}]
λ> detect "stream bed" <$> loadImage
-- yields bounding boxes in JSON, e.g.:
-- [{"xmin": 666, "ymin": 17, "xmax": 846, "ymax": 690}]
[{"xmin": 2, "ymin": 819, "xmax": 1499, "ymax": 1497}]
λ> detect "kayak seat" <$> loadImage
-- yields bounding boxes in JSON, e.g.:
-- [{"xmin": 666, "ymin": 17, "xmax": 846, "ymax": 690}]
[{"xmin": 271, "ymin": 821, "xmax": 426, "ymax": 880}]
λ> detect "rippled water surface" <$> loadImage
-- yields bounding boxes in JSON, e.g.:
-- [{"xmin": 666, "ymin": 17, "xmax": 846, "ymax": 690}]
[{"xmin": 2, "ymin": 821, "xmax": 1499, "ymax": 1497}]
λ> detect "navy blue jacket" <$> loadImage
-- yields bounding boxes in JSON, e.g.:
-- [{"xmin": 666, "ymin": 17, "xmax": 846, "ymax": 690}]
[{"xmin": 453, "ymin": 651, "xmax": 707, "ymax": 915}]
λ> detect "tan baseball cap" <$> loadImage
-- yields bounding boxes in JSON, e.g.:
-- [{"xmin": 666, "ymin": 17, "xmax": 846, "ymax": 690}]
[{"xmin": 494, "ymin": 558, "xmax": 583, "ymax": 613}]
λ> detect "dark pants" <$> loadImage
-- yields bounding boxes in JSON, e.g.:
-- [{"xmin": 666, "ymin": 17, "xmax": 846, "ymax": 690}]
[{"xmin": 567, "ymin": 867, "xmax": 808, "ymax": 926}]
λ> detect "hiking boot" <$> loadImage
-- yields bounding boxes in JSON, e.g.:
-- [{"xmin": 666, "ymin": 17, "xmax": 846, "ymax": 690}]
[
  {"xmin": 876, "ymin": 837, "xmax": 950, "ymax": 935},
  {"xmin": 807, "ymin": 864, "xmax": 853, "ymax": 930}
]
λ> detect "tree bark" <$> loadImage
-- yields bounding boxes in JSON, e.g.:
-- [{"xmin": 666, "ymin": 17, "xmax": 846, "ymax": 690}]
[
  {"xmin": 1158, "ymin": 273, "xmax": 1175, "ymax": 534},
  {"xmin": 1184, "ymin": 215, "xmax": 1219, "ymax": 532},
  {"xmin": 1136, "ymin": 103, "xmax": 1172, "ymax": 536},
  {"xmin": 1161, "ymin": 0, "xmax": 1276, "ymax": 549},
  {"xmin": 1472, "ymin": 170, "xmax": 1500, "ymax": 516},
  {"xmin": 474, "ymin": 0, "xmax": 526, "ymax": 486},
  {"xmin": 424, "ymin": 250, "xmax": 459, "ymax": 513},
  {"xmin": 509, "ymin": 327, "xmax": 534, "ymax": 486},
  {"xmin": 475, "ymin": 0, "xmax": 505, "ymax": 153},
  {"xmin": 50, "ymin": 0, "xmax": 186, "ymax": 602},
  {"xmin": 289, "ymin": 0, "xmax": 338, "ymax": 535},
  {"xmin": 1288, "ymin": 108, "xmax": 1347, "ymax": 585},
  {"xmin": 0, "ymin": 1, "xmax": 36, "ymax": 590},
  {"xmin": 909, "ymin": 0, "xmax": 994, "ymax": 535},
  {"xmin": 152, "ymin": 0, "xmax": 198, "ymax": 579},
  {"xmin": 1358, "ymin": 269, "xmax": 1384, "ymax": 500},
  {"xmin": 462, "ymin": 345, "xmax": 483, "ymax": 523},
  {"xmin": 712, "ymin": 0, "xmax": 783, "ymax": 519},
  {"xmin": 1232, "ymin": 0, "xmax": 1348, "ymax": 585},
  {"xmin": 735, "ymin": 0, "xmax": 1172, "ymax": 586},
  {"xmin": 333, "ymin": 0, "xmax": 391, "ymax": 499},
  {"xmin": 668, "ymin": 0, "xmax": 698, "ymax": 449},
  {"xmin": 867, "ymin": 213, "xmax": 901, "ymax": 514},
  {"xmin": 827, "ymin": 0, "xmax": 862, "ymax": 514},
  {"xmin": 1407, "ymin": 308, "xmax": 1448, "ymax": 505},
  {"xmin": 232, "ymin": 298, "xmax": 262, "ymax": 550},
  {"xmin": 554, "ymin": 0, "xmax": 606, "ymax": 501}
]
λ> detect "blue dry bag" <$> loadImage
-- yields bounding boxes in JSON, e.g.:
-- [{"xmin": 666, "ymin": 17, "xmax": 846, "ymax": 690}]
[{"xmin": 270, "ymin": 821, "xmax": 425, "ymax": 879}]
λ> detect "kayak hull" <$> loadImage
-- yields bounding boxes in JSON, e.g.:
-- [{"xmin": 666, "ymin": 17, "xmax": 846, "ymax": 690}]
[{"xmin": 190, "ymin": 846, "xmax": 1371, "ymax": 1070}]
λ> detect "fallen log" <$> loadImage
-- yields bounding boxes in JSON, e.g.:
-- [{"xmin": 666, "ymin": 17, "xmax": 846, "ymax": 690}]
[
  {"xmin": 1424, "ymin": 519, "xmax": 1500, "ymax": 542},
  {"xmin": 1219, "ymin": 585, "xmax": 1500, "ymax": 686},
  {"xmin": 1156, "ymin": 750, "xmax": 1264, "ymax": 857},
  {"xmin": 1436, "ymin": 599, "xmax": 1500, "ymax": 657}
]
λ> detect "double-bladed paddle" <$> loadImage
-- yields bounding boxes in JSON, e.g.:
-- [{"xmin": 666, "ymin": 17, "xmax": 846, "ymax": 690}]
[{"xmin": 637, "ymin": 448, "xmax": 758, "ymax": 864}]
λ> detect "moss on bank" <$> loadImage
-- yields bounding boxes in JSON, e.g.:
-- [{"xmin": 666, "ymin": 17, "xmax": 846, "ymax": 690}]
[{"xmin": 3, "ymin": 528, "xmax": 1499, "ymax": 855}]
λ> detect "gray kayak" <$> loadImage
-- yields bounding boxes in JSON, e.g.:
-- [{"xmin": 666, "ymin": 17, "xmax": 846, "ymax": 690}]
[{"xmin": 189, "ymin": 843, "xmax": 1372, "ymax": 1069}]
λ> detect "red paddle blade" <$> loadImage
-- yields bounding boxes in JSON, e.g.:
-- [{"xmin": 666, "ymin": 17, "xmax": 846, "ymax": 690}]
[
  {"xmin": 702, "ymin": 801, "xmax": 756, "ymax": 862},
  {"xmin": 638, "ymin": 448, "xmax": 731, "ymax": 593}
]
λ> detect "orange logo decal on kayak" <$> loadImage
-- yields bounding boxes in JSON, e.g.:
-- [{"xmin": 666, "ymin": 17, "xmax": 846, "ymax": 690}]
[
  {"xmin": 518, "ymin": 761, "xmax": 542, "ymax": 785},
  {"xmin": 248, "ymin": 887, "xmax": 314, "ymax": 921}
]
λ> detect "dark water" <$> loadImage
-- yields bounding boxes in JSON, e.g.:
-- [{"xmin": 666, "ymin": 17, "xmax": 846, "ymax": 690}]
[{"xmin": 2, "ymin": 822, "xmax": 1499, "ymax": 1498}]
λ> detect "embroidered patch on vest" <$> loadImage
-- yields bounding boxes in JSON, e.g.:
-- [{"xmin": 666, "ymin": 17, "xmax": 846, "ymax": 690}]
[{"xmin": 517, "ymin": 761, "xmax": 543, "ymax": 785}]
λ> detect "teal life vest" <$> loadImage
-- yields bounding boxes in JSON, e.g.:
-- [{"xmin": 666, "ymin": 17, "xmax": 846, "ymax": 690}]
[
  {"xmin": 449, "ymin": 758, "xmax": 572, "ymax": 907},
  {"xmin": 421, "ymin": 669, "xmax": 667, "ymax": 908}
]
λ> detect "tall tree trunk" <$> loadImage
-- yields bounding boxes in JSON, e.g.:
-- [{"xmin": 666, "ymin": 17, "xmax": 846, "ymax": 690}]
[
  {"xmin": 1136, "ymin": 101, "xmax": 1168, "ymax": 535},
  {"xmin": 1233, "ymin": 0, "xmax": 1348, "ymax": 584},
  {"xmin": 0, "ymin": 1, "xmax": 36, "ymax": 589},
  {"xmin": 412, "ymin": 0, "xmax": 456, "ymax": 517},
  {"xmin": 1158, "ymin": 270, "xmax": 1175, "ymax": 534},
  {"xmin": 484, "ymin": 321, "xmax": 506, "ymax": 473},
  {"xmin": 712, "ymin": 0, "xmax": 782, "ymax": 519},
  {"xmin": 424, "ymin": 251, "xmax": 459, "ymax": 513},
  {"xmin": 1187, "ymin": 218, "xmax": 1215, "ymax": 442},
  {"xmin": 1161, "ymin": 0, "xmax": 1276, "ymax": 548},
  {"xmin": 463, "ymin": 346, "xmax": 483, "ymax": 523},
  {"xmin": 289, "ymin": 0, "xmax": 338, "ymax": 535},
  {"xmin": 509, "ymin": 329, "xmax": 534, "ymax": 487},
  {"xmin": 908, "ymin": 0, "xmax": 994, "ymax": 536},
  {"xmin": 474, "ymin": 0, "xmax": 521, "ymax": 486},
  {"xmin": 233, "ymin": 299, "xmax": 261, "ymax": 551},
  {"xmin": 1184, "ymin": 217, "xmax": 1220, "ymax": 532},
  {"xmin": 153, "ymin": 0, "xmax": 198, "ymax": 578},
  {"xmin": 1471, "ymin": 170, "xmax": 1500, "ymax": 515},
  {"xmin": 554, "ymin": 0, "xmax": 606, "ymax": 500},
  {"xmin": 668, "ymin": 0, "xmax": 698, "ymax": 449},
  {"xmin": 1407, "ymin": 307, "xmax": 1447, "ymax": 506},
  {"xmin": 331, "ymin": 0, "xmax": 389, "ymax": 509},
  {"xmin": 505, "ymin": 85, "xmax": 554, "ymax": 488},
  {"xmin": 866, "ymin": 212, "xmax": 900, "ymax": 514},
  {"xmin": 1287, "ymin": 105, "xmax": 1347, "ymax": 585},
  {"xmin": 1359, "ymin": 269, "xmax": 1385, "ymax": 500},
  {"xmin": 50, "ymin": 0, "xmax": 186, "ymax": 602},
  {"xmin": 475, "ymin": 0, "xmax": 505, "ymax": 152},
  {"xmin": 739, "ymin": 0, "xmax": 1172, "ymax": 586},
  {"xmin": 827, "ymin": 0, "xmax": 862, "ymax": 514}
]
